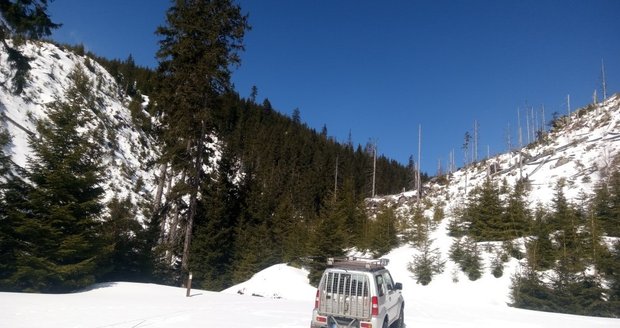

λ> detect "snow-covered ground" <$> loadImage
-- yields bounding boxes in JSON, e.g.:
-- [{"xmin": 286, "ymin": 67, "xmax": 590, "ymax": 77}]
[{"xmin": 2, "ymin": 246, "xmax": 619, "ymax": 328}]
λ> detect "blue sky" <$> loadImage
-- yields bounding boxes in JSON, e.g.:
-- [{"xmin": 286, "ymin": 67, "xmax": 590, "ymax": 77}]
[{"xmin": 48, "ymin": 0, "xmax": 620, "ymax": 173}]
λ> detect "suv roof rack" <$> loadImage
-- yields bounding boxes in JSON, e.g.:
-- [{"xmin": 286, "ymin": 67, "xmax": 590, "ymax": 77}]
[{"xmin": 326, "ymin": 257, "xmax": 389, "ymax": 271}]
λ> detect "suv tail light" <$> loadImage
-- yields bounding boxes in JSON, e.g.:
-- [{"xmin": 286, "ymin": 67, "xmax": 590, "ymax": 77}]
[
  {"xmin": 314, "ymin": 289, "xmax": 320, "ymax": 309},
  {"xmin": 371, "ymin": 296, "xmax": 378, "ymax": 316}
]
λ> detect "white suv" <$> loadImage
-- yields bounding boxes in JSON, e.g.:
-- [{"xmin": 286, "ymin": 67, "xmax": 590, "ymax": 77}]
[{"xmin": 310, "ymin": 258, "xmax": 405, "ymax": 328}]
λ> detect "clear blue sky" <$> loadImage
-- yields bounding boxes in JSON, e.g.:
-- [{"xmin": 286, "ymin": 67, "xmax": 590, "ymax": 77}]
[{"xmin": 48, "ymin": 0, "xmax": 620, "ymax": 174}]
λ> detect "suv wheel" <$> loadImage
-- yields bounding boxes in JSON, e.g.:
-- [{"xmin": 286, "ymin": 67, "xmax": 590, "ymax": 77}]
[{"xmin": 394, "ymin": 307, "xmax": 405, "ymax": 328}]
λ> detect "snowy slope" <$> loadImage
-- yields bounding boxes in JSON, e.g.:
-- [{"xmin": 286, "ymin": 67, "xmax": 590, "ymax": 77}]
[
  {"xmin": 360, "ymin": 95, "xmax": 620, "ymax": 325},
  {"xmin": 0, "ymin": 39, "xmax": 159, "ymax": 220},
  {"xmin": 439, "ymin": 94, "xmax": 620, "ymax": 206}
]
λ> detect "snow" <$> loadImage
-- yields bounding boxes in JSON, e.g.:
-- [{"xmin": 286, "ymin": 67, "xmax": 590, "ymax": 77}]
[
  {"xmin": 2, "ymin": 251, "xmax": 619, "ymax": 327},
  {"xmin": 222, "ymin": 263, "xmax": 316, "ymax": 301}
]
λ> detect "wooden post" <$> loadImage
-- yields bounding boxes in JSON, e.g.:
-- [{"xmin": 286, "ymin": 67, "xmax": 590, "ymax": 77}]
[{"xmin": 186, "ymin": 272, "xmax": 193, "ymax": 297}]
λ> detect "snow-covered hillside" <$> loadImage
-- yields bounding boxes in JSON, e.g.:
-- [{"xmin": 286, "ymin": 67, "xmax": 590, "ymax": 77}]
[
  {"xmin": 0, "ymin": 39, "xmax": 159, "ymax": 219},
  {"xmin": 445, "ymin": 94, "xmax": 619, "ymax": 205}
]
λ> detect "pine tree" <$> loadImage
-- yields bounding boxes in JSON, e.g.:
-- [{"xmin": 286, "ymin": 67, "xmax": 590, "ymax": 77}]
[
  {"xmin": 502, "ymin": 179, "xmax": 531, "ymax": 238},
  {"xmin": 490, "ymin": 251, "xmax": 505, "ymax": 278},
  {"xmin": 595, "ymin": 169, "xmax": 620, "ymax": 237},
  {"xmin": 99, "ymin": 196, "xmax": 153, "ymax": 283},
  {"xmin": 191, "ymin": 146, "xmax": 241, "ymax": 290},
  {"xmin": 450, "ymin": 237, "xmax": 482, "ymax": 280},
  {"xmin": 368, "ymin": 205, "xmax": 399, "ymax": 257},
  {"xmin": 308, "ymin": 194, "xmax": 347, "ymax": 285},
  {"xmin": 609, "ymin": 170, "xmax": 620, "ymax": 237},
  {"xmin": 526, "ymin": 205, "xmax": 555, "ymax": 270},
  {"xmin": 0, "ymin": 124, "xmax": 28, "ymax": 290},
  {"xmin": 550, "ymin": 182, "xmax": 584, "ymax": 273},
  {"xmin": 336, "ymin": 176, "xmax": 367, "ymax": 249},
  {"xmin": 9, "ymin": 65, "xmax": 106, "ymax": 292},
  {"xmin": 406, "ymin": 203, "xmax": 428, "ymax": 247},
  {"xmin": 155, "ymin": 0, "xmax": 249, "ymax": 276},
  {"xmin": 463, "ymin": 178, "xmax": 505, "ymax": 241},
  {"xmin": 408, "ymin": 237, "xmax": 445, "ymax": 285},
  {"xmin": 461, "ymin": 238, "xmax": 483, "ymax": 281},
  {"xmin": 0, "ymin": 0, "xmax": 60, "ymax": 94},
  {"xmin": 605, "ymin": 241, "xmax": 620, "ymax": 317},
  {"xmin": 510, "ymin": 266, "xmax": 555, "ymax": 312},
  {"xmin": 0, "ymin": 120, "xmax": 33, "ymax": 291},
  {"xmin": 0, "ymin": 0, "xmax": 60, "ymax": 39}
]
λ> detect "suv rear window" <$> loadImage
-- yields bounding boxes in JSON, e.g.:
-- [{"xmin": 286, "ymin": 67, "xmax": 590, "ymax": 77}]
[{"xmin": 324, "ymin": 271, "xmax": 369, "ymax": 297}]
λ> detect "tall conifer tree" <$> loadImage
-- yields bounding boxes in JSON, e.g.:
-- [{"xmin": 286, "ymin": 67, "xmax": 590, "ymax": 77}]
[
  {"xmin": 0, "ymin": 124, "xmax": 25, "ymax": 289},
  {"xmin": 10, "ymin": 65, "xmax": 106, "ymax": 292},
  {"xmin": 155, "ymin": 0, "xmax": 249, "ymax": 275}
]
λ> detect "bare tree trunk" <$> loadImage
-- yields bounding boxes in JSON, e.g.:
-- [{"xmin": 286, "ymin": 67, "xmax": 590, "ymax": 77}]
[
  {"xmin": 164, "ymin": 168, "xmax": 185, "ymax": 264},
  {"xmin": 334, "ymin": 155, "xmax": 338, "ymax": 199},
  {"xmin": 155, "ymin": 163, "xmax": 168, "ymax": 243},
  {"xmin": 567, "ymin": 94, "xmax": 571, "ymax": 124},
  {"xmin": 372, "ymin": 141, "xmax": 376, "ymax": 198},
  {"xmin": 181, "ymin": 121, "xmax": 206, "ymax": 273},
  {"xmin": 417, "ymin": 125, "xmax": 421, "ymax": 201},
  {"xmin": 601, "ymin": 58, "xmax": 607, "ymax": 100}
]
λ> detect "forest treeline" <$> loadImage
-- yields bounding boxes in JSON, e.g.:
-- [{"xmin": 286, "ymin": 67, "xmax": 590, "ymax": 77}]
[{"xmin": 0, "ymin": 0, "xmax": 417, "ymax": 293}]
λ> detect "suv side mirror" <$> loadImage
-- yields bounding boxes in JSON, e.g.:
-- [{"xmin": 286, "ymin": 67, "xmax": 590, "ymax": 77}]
[{"xmin": 394, "ymin": 282, "xmax": 403, "ymax": 290}]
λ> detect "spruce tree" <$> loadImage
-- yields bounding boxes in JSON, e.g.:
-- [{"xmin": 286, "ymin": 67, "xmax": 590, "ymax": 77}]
[
  {"xmin": 0, "ymin": 122, "xmax": 32, "ymax": 291},
  {"xmin": 99, "ymin": 196, "xmax": 153, "ymax": 283},
  {"xmin": 191, "ymin": 146, "xmax": 240, "ymax": 290},
  {"xmin": 502, "ymin": 179, "xmax": 531, "ymax": 238},
  {"xmin": 408, "ymin": 237, "xmax": 445, "ymax": 285},
  {"xmin": 0, "ymin": 124, "xmax": 26, "ymax": 289},
  {"xmin": 368, "ymin": 205, "xmax": 399, "ymax": 256},
  {"xmin": 0, "ymin": 0, "xmax": 60, "ymax": 39},
  {"xmin": 595, "ymin": 169, "xmax": 620, "ymax": 237},
  {"xmin": 461, "ymin": 238, "xmax": 483, "ymax": 281},
  {"xmin": 450, "ymin": 237, "xmax": 483, "ymax": 280},
  {"xmin": 337, "ymin": 176, "xmax": 367, "ymax": 249},
  {"xmin": 155, "ymin": 0, "xmax": 249, "ymax": 276},
  {"xmin": 490, "ymin": 250, "xmax": 505, "ymax": 278},
  {"xmin": 463, "ymin": 178, "xmax": 505, "ymax": 241},
  {"xmin": 609, "ymin": 170, "xmax": 620, "ymax": 237},
  {"xmin": 10, "ymin": 65, "xmax": 106, "ymax": 292},
  {"xmin": 0, "ymin": 0, "xmax": 60, "ymax": 94},
  {"xmin": 406, "ymin": 203, "xmax": 428, "ymax": 248},
  {"xmin": 510, "ymin": 267, "xmax": 555, "ymax": 312},
  {"xmin": 606, "ymin": 241, "xmax": 620, "ymax": 317},
  {"xmin": 550, "ymin": 182, "xmax": 584, "ymax": 273},
  {"xmin": 308, "ymin": 194, "xmax": 346, "ymax": 286},
  {"xmin": 526, "ymin": 205, "xmax": 555, "ymax": 270}
]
